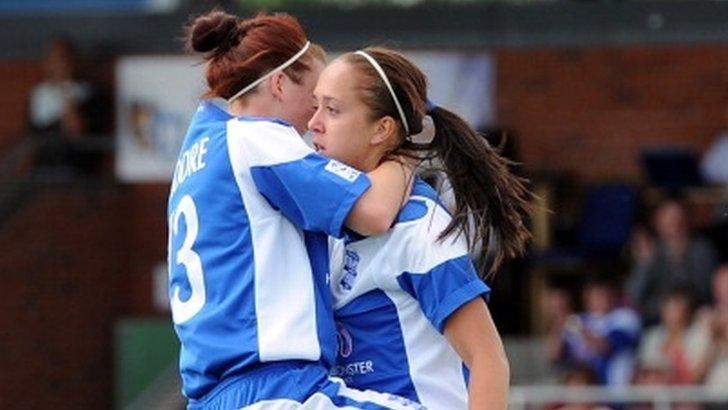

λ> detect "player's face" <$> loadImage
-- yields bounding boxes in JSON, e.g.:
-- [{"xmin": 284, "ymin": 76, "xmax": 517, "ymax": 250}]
[
  {"xmin": 309, "ymin": 59, "xmax": 381, "ymax": 172},
  {"xmin": 282, "ymin": 58, "xmax": 325, "ymax": 135}
]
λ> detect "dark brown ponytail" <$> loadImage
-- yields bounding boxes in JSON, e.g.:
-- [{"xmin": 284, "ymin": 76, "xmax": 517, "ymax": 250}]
[
  {"xmin": 427, "ymin": 107, "xmax": 533, "ymax": 276},
  {"xmin": 343, "ymin": 46, "xmax": 533, "ymax": 277}
]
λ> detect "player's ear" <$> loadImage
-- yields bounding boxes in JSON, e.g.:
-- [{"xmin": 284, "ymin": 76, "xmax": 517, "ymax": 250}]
[
  {"xmin": 370, "ymin": 116, "xmax": 397, "ymax": 146},
  {"xmin": 268, "ymin": 72, "xmax": 285, "ymax": 101}
]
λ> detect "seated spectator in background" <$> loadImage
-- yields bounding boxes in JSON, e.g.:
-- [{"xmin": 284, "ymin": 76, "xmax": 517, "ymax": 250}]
[
  {"xmin": 691, "ymin": 264, "xmax": 728, "ymax": 388},
  {"xmin": 28, "ymin": 36, "xmax": 103, "ymax": 175},
  {"xmin": 630, "ymin": 361, "xmax": 703, "ymax": 410},
  {"xmin": 545, "ymin": 284, "xmax": 576, "ymax": 370},
  {"xmin": 638, "ymin": 286, "xmax": 710, "ymax": 385},
  {"xmin": 544, "ymin": 364, "xmax": 614, "ymax": 410},
  {"xmin": 630, "ymin": 358, "xmax": 690, "ymax": 410},
  {"xmin": 626, "ymin": 198, "xmax": 718, "ymax": 325},
  {"xmin": 551, "ymin": 276, "xmax": 641, "ymax": 387}
]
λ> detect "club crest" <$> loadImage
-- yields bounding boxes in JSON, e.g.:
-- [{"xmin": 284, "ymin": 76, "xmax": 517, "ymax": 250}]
[{"xmin": 339, "ymin": 249, "xmax": 360, "ymax": 292}]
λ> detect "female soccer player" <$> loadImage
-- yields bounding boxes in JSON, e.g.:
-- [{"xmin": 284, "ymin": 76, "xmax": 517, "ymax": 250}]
[
  {"xmin": 168, "ymin": 11, "xmax": 420, "ymax": 410},
  {"xmin": 309, "ymin": 47, "xmax": 533, "ymax": 409}
]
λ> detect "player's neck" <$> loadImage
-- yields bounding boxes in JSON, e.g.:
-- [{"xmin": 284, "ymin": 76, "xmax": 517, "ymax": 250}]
[
  {"xmin": 358, "ymin": 148, "xmax": 391, "ymax": 174},
  {"xmin": 228, "ymin": 95, "xmax": 281, "ymax": 120}
]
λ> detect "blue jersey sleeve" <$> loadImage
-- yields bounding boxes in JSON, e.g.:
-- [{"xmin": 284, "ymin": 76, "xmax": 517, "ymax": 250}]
[
  {"xmin": 228, "ymin": 118, "xmax": 372, "ymax": 238},
  {"xmin": 396, "ymin": 255, "xmax": 490, "ymax": 333},
  {"xmin": 251, "ymin": 154, "xmax": 371, "ymax": 238}
]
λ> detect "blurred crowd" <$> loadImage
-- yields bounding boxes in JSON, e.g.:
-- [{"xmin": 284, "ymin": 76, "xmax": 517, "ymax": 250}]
[{"xmin": 540, "ymin": 196, "xmax": 728, "ymax": 409}]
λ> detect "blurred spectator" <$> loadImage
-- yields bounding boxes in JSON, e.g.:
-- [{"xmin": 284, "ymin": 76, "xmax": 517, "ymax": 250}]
[
  {"xmin": 550, "ymin": 276, "xmax": 641, "ymax": 387},
  {"xmin": 631, "ymin": 359, "xmax": 704, "ymax": 410},
  {"xmin": 633, "ymin": 359, "xmax": 672, "ymax": 386},
  {"xmin": 626, "ymin": 199, "xmax": 718, "ymax": 325},
  {"xmin": 691, "ymin": 264, "xmax": 728, "ymax": 388},
  {"xmin": 701, "ymin": 135, "xmax": 728, "ymax": 185},
  {"xmin": 637, "ymin": 286, "xmax": 710, "ymax": 384},
  {"xmin": 701, "ymin": 106, "xmax": 728, "ymax": 185},
  {"xmin": 29, "ymin": 37, "xmax": 90, "ymax": 136},
  {"xmin": 28, "ymin": 36, "xmax": 104, "ymax": 175},
  {"xmin": 545, "ymin": 285, "xmax": 576, "ymax": 368},
  {"xmin": 544, "ymin": 364, "xmax": 614, "ymax": 410}
]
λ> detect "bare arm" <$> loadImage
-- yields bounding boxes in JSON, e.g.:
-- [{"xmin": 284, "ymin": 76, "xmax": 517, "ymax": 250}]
[
  {"xmin": 345, "ymin": 160, "xmax": 413, "ymax": 235},
  {"xmin": 445, "ymin": 298, "xmax": 510, "ymax": 410}
]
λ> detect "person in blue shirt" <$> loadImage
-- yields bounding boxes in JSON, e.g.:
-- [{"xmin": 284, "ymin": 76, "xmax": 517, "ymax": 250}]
[
  {"xmin": 168, "ymin": 11, "xmax": 421, "ymax": 410},
  {"xmin": 559, "ymin": 276, "xmax": 641, "ymax": 387},
  {"xmin": 308, "ymin": 47, "xmax": 534, "ymax": 409}
]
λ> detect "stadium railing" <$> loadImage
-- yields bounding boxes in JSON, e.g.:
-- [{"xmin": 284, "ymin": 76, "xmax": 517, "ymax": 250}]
[{"xmin": 509, "ymin": 385, "xmax": 728, "ymax": 410}]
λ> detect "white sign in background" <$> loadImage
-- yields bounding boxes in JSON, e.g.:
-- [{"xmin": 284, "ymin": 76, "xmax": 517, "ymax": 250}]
[
  {"xmin": 115, "ymin": 51, "xmax": 494, "ymax": 182},
  {"xmin": 115, "ymin": 56, "xmax": 206, "ymax": 182}
]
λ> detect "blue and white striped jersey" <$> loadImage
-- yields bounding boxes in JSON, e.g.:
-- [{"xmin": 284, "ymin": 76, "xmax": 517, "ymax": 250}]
[
  {"xmin": 330, "ymin": 179, "xmax": 490, "ymax": 409},
  {"xmin": 167, "ymin": 101, "xmax": 371, "ymax": 400}
]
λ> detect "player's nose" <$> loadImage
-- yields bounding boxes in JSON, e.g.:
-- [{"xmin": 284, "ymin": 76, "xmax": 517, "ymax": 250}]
[{"xmin": 308, "ymin": 108, "xmax": 324, "ymax": 134}]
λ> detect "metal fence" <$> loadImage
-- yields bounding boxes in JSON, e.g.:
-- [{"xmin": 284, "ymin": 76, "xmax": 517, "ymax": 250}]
[{"xmin": 510, "ymin": 386, "xmax": 728, "ymax": 410}]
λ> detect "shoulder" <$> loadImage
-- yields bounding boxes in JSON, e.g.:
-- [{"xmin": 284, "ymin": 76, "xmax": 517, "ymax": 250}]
[
  {"xmin": 227, "ymin": 115, "xmax": 298, "ymax": 138},
  {"xmin": 392, "ymin": 197, "xmax": 455, "ymax": 250},
  {"xmin": 374, "ymin": 195, "xmax": 468, "ymax": 281},
  {"xmin": 226, "ymin": 116, "xmax": 312, "ymax": 165},
  {"xmin": 395, "ymin": 179, "xmax": 452, "ymax": 229}
]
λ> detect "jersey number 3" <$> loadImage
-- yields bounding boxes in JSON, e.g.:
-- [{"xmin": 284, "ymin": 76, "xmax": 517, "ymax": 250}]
[{"xmin": 169, "ymin": 195, "xmax": 206, "ymax": 324}]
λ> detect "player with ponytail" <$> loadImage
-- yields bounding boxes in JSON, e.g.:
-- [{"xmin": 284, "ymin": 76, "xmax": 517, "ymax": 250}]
[{"xmin": 310, "ymin": 47, "xmax": 533, "ymax": 409}]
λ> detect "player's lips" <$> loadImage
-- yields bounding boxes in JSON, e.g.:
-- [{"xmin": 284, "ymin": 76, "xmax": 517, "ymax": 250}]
[{"xmin": 312, "ymin": 140, "xmax": 324, "ymax": 152}]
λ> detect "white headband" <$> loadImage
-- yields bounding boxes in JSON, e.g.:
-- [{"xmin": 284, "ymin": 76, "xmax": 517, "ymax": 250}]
[
  {"xmin": 354, "ymin": 50, "xmax": 410, "ymax": 135},
  {"xmin": 228, "ymin": 41, "xmax": 311, "ymax": 104}
]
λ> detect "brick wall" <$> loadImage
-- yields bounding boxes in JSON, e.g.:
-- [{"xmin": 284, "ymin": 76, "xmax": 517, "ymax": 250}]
[
  {"xmin": 0, "ymin": 61, "xmax": 42, "ymax": 150},
  {"xmin": 0, "ymin": 187, "xmax": 125, "ymax": 409},
  {"xmin": 497, "ymin": 44, "xmax": 728, "ymax": 182},
  {"xmin": 123, "ymin": 184, "xmax": 170, "ymax": 316},
  {"xmin": 0, "ymin": 183, "xmax": 172, "ymax": 408}
]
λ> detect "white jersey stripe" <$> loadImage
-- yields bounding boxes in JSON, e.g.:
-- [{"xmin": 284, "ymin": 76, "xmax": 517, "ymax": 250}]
[
  {"xmin": 229, "ymin": 117, "xmax": 313, "ymax": 167},
  {"xmin": 383, "ymin": 290, "xmax": 468, "ymax": 408},
  {"xmin": 227, "ymin": 118, "xmax": 320, "ymax": 362}
]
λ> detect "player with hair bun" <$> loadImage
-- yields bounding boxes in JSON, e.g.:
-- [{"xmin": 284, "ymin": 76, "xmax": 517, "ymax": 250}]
[{"xmin": 168, "ymin": 10, "xmax": 421, "ymax": 410}]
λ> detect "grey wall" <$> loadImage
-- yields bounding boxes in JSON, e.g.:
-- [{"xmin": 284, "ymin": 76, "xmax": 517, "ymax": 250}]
[{"xmin": 2, "ymin": 1, "xmax": 728, "ymax": 59}]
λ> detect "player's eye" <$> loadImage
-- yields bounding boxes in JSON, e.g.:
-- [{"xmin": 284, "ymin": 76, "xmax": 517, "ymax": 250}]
[{"xmin": 327, "ymin": 106, "xmax": 339, "ymax": 116}]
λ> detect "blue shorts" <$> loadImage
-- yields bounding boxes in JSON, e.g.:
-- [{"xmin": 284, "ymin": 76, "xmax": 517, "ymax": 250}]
[{"xmin": 187, "ymin": 361, "xmax": 425, "ymax": 410}]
